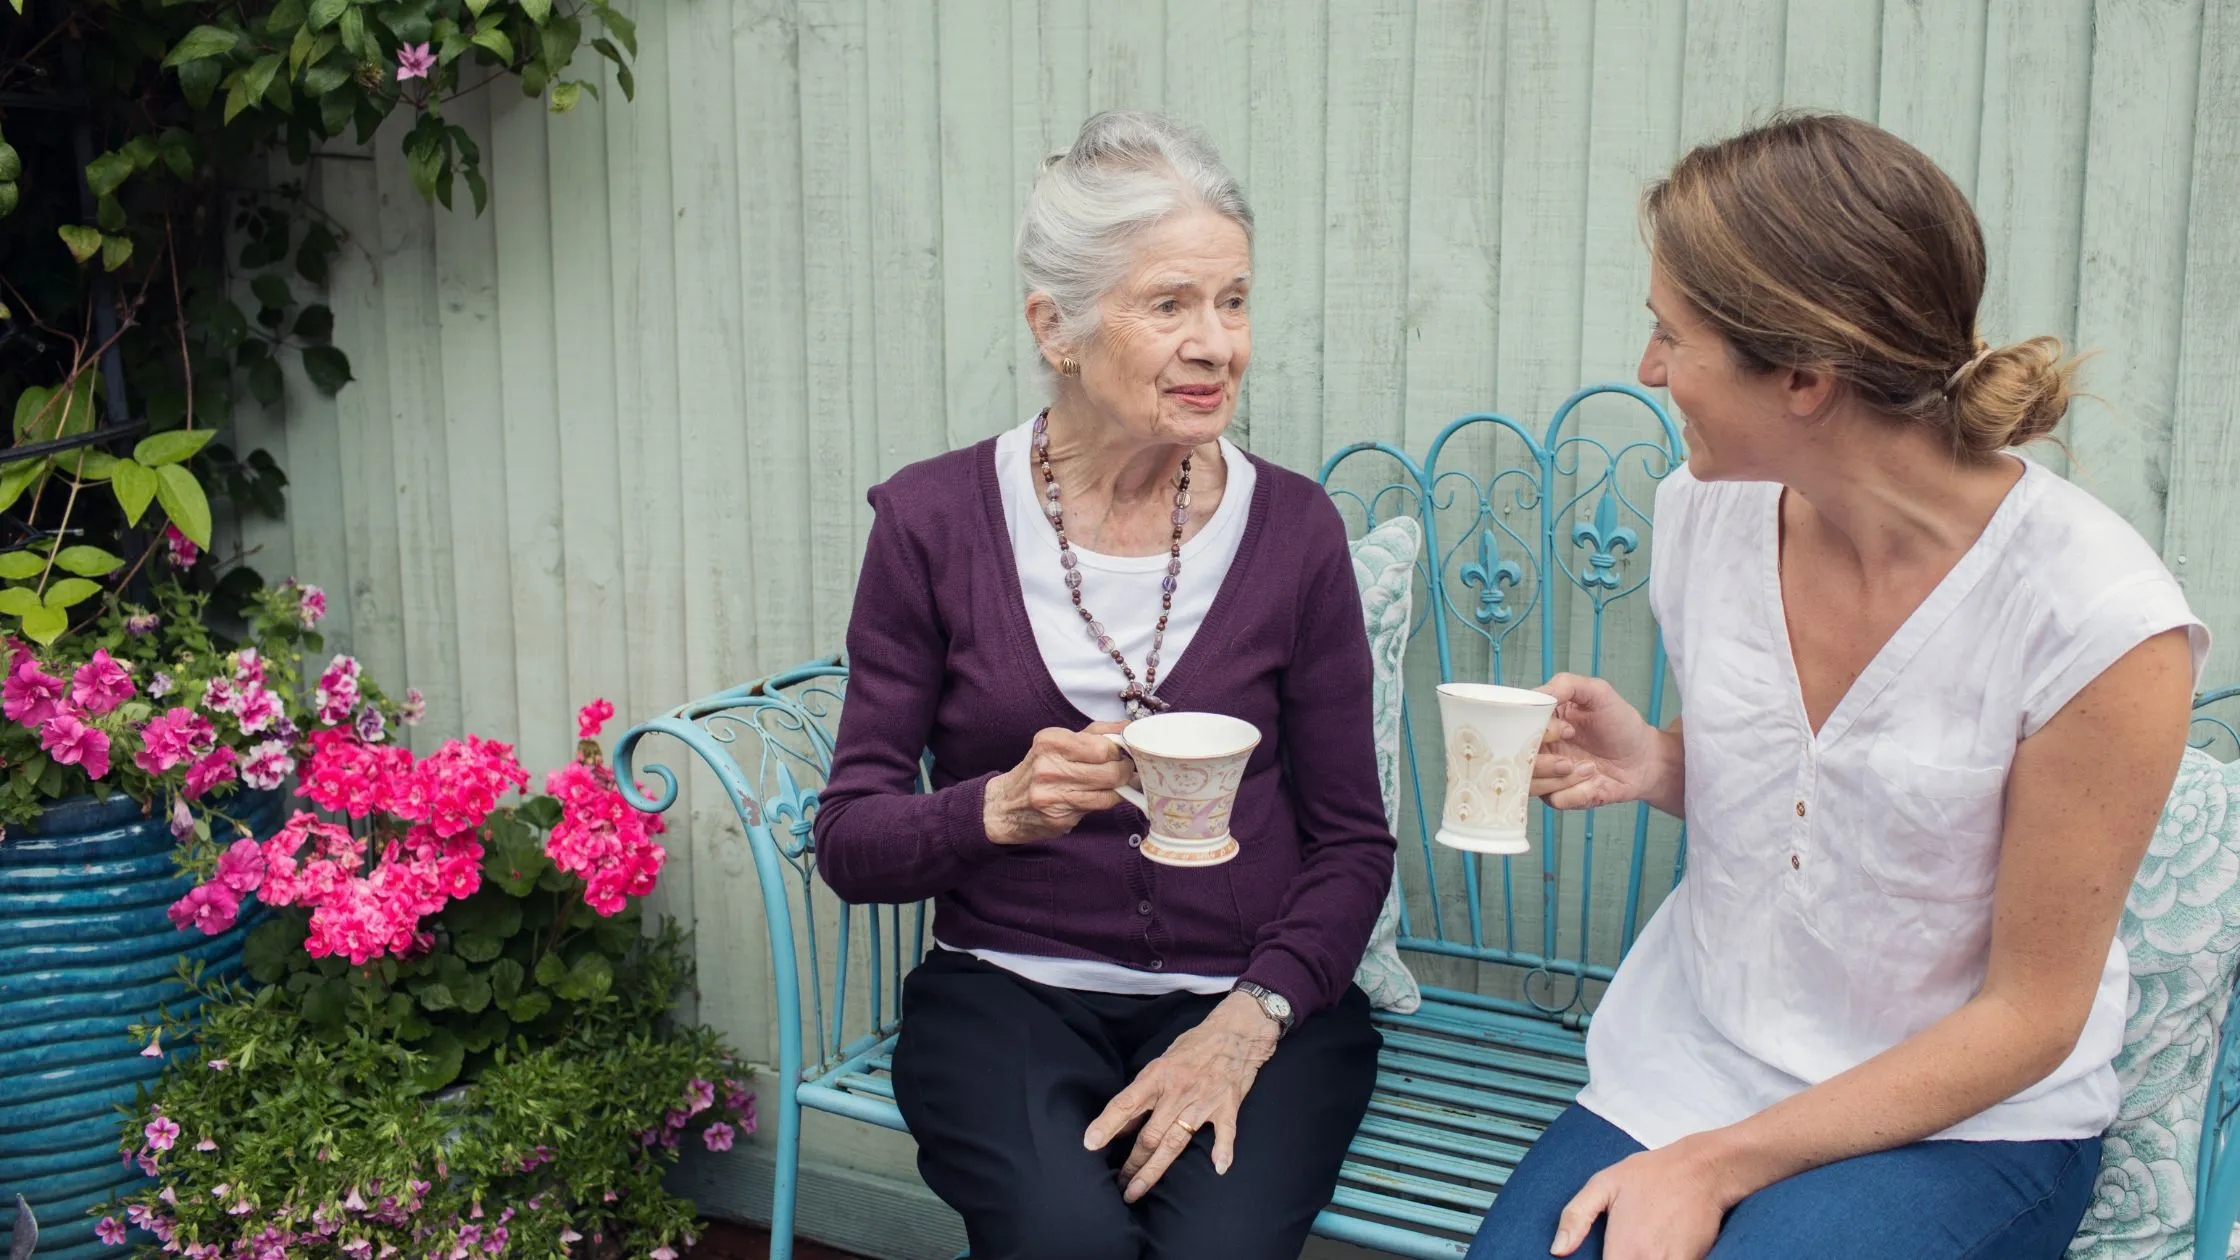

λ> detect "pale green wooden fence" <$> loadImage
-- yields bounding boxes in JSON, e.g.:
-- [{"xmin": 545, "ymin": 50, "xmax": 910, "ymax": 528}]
[{"xmin": 236, "ymin": 0, "xmax": 2239, "ymax": 1240}]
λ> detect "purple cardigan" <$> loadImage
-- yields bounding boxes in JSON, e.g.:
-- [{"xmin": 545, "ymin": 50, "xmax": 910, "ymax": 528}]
[{"xmin": 812, "ymin": 438, "xmax": 1395, "ymax": 1018}]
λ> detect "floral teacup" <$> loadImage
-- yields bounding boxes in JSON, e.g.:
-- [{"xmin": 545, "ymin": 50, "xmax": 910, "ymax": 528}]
[
  {"xmin": 1435, "ymin": 683, "xmax": 1557, "ymax": 854},
  {"xmin": 1104, "ymin": 711, "xmax": 1261, "ymax": 868}
]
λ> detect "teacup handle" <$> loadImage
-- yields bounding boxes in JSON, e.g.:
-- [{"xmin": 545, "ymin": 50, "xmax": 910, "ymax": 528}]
[{"xmin": 1103, "ymin": 732, "xmax": 1149, "ymax": 814}]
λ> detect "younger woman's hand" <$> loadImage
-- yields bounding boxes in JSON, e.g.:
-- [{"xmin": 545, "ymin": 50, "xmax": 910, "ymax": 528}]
[
  {"xmin": 981, "ymin": 721, "xmax": 1133, "ymax": 845},
  {"xmin": 1533, "ymin": 674, "xmax": 1675, "ymax": 812}
]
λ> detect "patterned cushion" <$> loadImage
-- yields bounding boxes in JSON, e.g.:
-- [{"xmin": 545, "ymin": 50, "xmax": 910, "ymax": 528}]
[
  {"xmin": 1349, "ymin": 516, "xmax": 1423, "ymax": 1014},
  {"xmin": 2070, "ymin": 748, "xmax": 2240, "ymax": 1259}
]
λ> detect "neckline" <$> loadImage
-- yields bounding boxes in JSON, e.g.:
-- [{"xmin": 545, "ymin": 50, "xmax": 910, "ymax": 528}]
[
  {"xmin": 998, "ymin": 420, "xmax": 1252, "ymax": 573},
  {"xmin": 977, "ymin": 436, "xmax": 1272, "ymax": 727},
  {"xmin": 1761, "ymin": 454, "xmax": 2041, "ymax": 747}
]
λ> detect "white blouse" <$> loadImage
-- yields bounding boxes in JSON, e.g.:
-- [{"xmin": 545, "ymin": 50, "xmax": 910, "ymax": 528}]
[{"xmin": 1579, "ymin": 456, "xmax": 2211, "ymax": 1148}]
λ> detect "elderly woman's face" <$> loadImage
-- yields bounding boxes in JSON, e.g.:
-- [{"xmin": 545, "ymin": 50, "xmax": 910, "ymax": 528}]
[{"xmin": 1076, "ymin": 209, "xmax": 1251, "ymax": 447}]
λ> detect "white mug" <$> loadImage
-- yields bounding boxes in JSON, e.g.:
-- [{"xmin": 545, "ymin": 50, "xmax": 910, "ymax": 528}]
[
  {"xmin": 1103, "ymin": 711, "xmax": 1261, "ymax": 868},
  {"xmin": 1434, "ymin": 683, "xmax": 1557, "ymax": 854}
]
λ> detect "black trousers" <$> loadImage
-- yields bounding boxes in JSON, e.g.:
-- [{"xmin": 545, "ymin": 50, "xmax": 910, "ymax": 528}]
[{"xmin": 890, "ymin": 949, "xmax": 1381, "ymax": 1260}]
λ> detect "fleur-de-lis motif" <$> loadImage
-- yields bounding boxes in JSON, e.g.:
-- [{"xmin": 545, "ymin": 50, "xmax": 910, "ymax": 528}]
[
  {"xmin": 1458, "ymin": 528, "xmax": 1524, "ymax": 624},
  {"xmin": 1570, "ymin": 489, "xmax": 1638, "ymax": 591}
]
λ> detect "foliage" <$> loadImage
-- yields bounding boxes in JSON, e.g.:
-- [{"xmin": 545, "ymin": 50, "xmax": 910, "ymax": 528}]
[
  {"xmin": 107, "ymin": 925, "xmax": 751, "ymax": 1260},
  {"xmin": 0, "ymin": 0, "xmax": 636, "ymax": 651},
  {"xmin": 0, "ymin": 573, "xmax": 379, "ymax": 827}
]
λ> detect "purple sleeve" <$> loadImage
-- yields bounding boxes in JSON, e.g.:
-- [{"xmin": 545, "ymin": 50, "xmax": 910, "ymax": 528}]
[
  {"xmin": 811, "ymin": 492, "xmax": 1006, "ymax": 904},
  {"xmin": 1236, "ymin": 501, "xmax": 1397, "ymax": 1018}
]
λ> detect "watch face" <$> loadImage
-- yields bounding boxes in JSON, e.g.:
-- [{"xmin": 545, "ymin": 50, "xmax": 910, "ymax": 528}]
[{"xmin": 1266, "ymin": 992, "xmax": 1292, "ymax": 1019}]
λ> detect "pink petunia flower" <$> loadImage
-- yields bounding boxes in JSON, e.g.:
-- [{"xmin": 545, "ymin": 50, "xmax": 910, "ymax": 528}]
[
  {"xmin": 236, "ymin": 685, "xmax": 282, "ymax": 735},
  {"xmin": 144, "ymin": 1115, "xmax": 181, "ymax": 1151},
  {"xmin": 142, "ymin": 1033, "xmax": 162, "ymax": 1058},
  {"xmin": 196, "ymin": 1136, "xmax": 217, "ymax": 1152},
  {"xmin": 4, "ymin": 660, "xmax": 67, "ymax": 725},
  {"xmin": 297, "ymin": 583, "xmax": 327, "ymax": 628},
  {"xmin": 242, "ymin": 739, "xmax": 294, "ymax": 791},
  {"xmin": 97, "ymin": 1217, "xmax": 126, "ymax": 1247},
  {"xmin": 702, "ymin": 1121, "xmax": 736, "ymax": 1152},
  {"xmin": 149, "ymin": 670, "xmax": 174, "ymax": 698},
  {"xmin": 214, "ymin": 838, "xmax": 266, "ymax": 894},
  {"xmin": 72, "ymin": 649, "xmax": 135, "ymax": 714},
  {"xmin": 401, "ymin": 688, "xmax": 426, "ymax": 726},
  {"xmin": 163, "ymin": 524, "xmax": 199, "ymax": 568},
  {"xmin": 396, "ymin": 42, "xmax": 435, "ymax": 81},
  {"xmin": 124, "ymin": 611, "xmax": 161, "ymax": 636},
  {"xmin": 42, "ymin": 711, "xmax": 113, "ymax": 778},
  {"xmin": 184, "ymin": 746, "xmax": 239, "ymax": 800},
  {"xmin": 167, "ymin": 881, "xmax": 241, "ymax": 935}
]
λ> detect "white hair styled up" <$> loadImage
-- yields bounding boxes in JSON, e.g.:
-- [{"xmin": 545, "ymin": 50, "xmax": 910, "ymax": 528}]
[{"xmin": 1016, "ymin": 110, "xmax": 1254, "ymax": 366}]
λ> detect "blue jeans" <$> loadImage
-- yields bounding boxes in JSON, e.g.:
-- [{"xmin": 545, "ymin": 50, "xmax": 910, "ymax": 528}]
[{"xmin": 1466, "ymin": 1105, "xmax": 2102, "ymax": 1259}]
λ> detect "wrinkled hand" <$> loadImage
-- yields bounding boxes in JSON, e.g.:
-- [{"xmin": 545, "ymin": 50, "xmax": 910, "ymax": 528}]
[
  {"xmin": 1533, "ymin": 673, "xmax": 1669, "ymax": 811},
  {"xmin": 982, "ymin": 722, "xmax": 1133, "ymax": 846},
  {"xmin": 1083, "ymin": 992, "xmax": 1279, "ymax": 1202},
  {"xmin": 1553, "ymin": 1138, "xmax": 1732, "ymax": 1260}
]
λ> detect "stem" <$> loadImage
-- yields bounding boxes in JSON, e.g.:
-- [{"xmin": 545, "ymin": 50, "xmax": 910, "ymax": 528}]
[
  {"xmin": 168, "ymin": 213, "xmax": 194, "ymax": 432},
  {"xmin": 34, "ymin": 454, "xmax": 86, "ymax": 596}
]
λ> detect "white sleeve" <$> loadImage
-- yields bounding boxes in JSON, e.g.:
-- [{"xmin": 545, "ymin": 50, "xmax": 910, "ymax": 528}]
[
  {"xmin": 2018, "ymin": 570, "xmax": 2210, "ymax": 737},
  {"xmin": 1648, "ymin": 467, "xmax": 1699, "ymax": 672}
]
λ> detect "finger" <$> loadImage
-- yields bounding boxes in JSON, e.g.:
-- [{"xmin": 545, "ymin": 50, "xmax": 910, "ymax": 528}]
[
  {"xmin": 1534, "ymin": 672, "xmax": 1591, "ymax": 705},
  {"xmin": 1124, "ymin": 1113, "xmax": 1199, "ymax": 1203},
  {"xmin": 1045, "ymin": 728, "xmax": 1131, "ymax": 763},
  {"xmin": 1551, "ymin": 1173, "xmax": 1615, "ymax": 1257},
  {"xmin": 1079, "ymin": 720, "xmax": 1129, "ymax": 735},
  {"xmin": 1209, "ymin": 1102, "xmax": 1238, "ymax": 1176},
  {"xmin": 1118, "ymin": 1105, "xmax": 1173, "ymax": 1182},
  {"xmin": 1539, "ymin": 718, "xmax": 1579, "ymax": 747},
  {"xmin": 1544, "ymin": 780, "xmax": 1607, "ymax": 812},
  {"xmin": 1084, "ymin": 1084, "xmax": 1153, "ymax": 1151}
]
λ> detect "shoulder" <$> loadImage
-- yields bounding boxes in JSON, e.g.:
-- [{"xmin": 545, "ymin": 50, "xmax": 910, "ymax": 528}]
[
  {"xmin": 865, "ymin": 441, "xmax": 994, "ymax": 536},
  {"xmin": 1243, "ymin": 452, "xmax": 1350, "ymax": 555}
]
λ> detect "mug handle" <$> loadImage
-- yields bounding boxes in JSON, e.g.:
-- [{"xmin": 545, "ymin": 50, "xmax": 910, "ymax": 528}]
[{"xmin": 1103, "ymin": 732, "xmax": 1149, "ymax": 814}]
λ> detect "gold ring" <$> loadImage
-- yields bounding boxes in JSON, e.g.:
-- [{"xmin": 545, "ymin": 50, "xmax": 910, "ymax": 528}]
[{"xmin": 1172, "ymin": 1119, "xmax": 1193, "ymax": 1131}]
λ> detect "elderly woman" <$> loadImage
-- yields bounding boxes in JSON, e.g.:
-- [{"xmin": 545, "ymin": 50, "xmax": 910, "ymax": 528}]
[
  {"xmin": 1468, "ymin": 114, "xmax": 2208, "ymax": 1260},
  {"xmin": 811, "ymin": 111, "xmax": 1394, "ymax": 1260}
]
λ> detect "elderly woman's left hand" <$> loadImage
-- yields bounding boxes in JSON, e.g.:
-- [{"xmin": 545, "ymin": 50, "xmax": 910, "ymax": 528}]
[{"xmin": 1082, "ymin": 992, "xmax": 1281, "ymax": 1202}]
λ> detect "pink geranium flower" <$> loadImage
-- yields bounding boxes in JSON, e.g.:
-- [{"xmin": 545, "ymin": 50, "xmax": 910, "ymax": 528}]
[
  {"xmin": 42, "ymin": 711, "xmax": 112, "ymax": 779},
  {"xmin": 577, "ymin": 698, "xmax": 615, "ymax": 738},
  {"xmin": 71, "ymin": 648, "xmax": 135, "ymax": 715}
]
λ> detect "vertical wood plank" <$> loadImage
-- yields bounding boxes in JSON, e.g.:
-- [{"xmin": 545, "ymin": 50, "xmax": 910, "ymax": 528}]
[
  {"xmin": 1087, "ymin": 0, "xmax": 1164, "ymax": 113},
  {"xmin": 224, "ymin": 158, "xmax": 297, "ymax": 587},
  {"xmin": 275, "ymin": 160, "xmax": 354, "ymax": 651},
  {"xmin": 1321, "ymin": 0, "xmax": 1416, "ymax": 454},
  {"xmin": 546, "ymin": 61, "xmax": 630, "ymax": 746},
  {"xmin": 489, "ymin": 89, "xmax": 574, "ymax": 774},
  {"xmin": 321, "ymin": 155, "xmax": 404, "ymax": 687},
  {"xmin": 1161, "ymin": 0, "xmax": 1252, "ymax": 185},
  {"xmin": 371, "ymin": 118, "xmax": 463, "ymax": 747},
  {"xmin": 1399, "ymin": 0, "xmax": 1500, "ymax": 455},
  {"xmin": 1580, "ymin": 0, "xmax": 1683, "ymax": 387},
  {"xmin": 938, "ymin": 1, "xmax": 1019, "ymax": 449},
  {"xmin": 1781, "ymin": 0, "xmax": 1880, "ymax": 116},
  {"xmin": 1679, "ymin": 0, "xmax": 1785, "ymax": 146},
  {"xmin": 1876, "ymin": 0, "xmax": 1989, "ymax": 199},
  {"xmin": 430, "ymin": 89, "xmax": 522, "ymax": 744},
  {"xmin": 1496, "ymin": 0, "xmax": 1594, "ymax": 429},
  {"xmin": 1014, "ymin": 0, "xmax": 1093, "ymax": 421},
  {"xmin": 1240, "ymin": 0, "xmax": 1329, "ymax": 468},
  {"xmin": 603, "ymin": 0, "xmax": 696, "ymax": 944},
  {"xmin": 1975, "ymin": 0, "xmax": 2092, "ymax": 477},
  {"xmin": 2067, "ymin": 0, "xmax": 2203, "ymax": 547},
  {"xmin": 866, "ymin": 0, "xmax": 948, "ymax": 477},
  {"xmin": 2163, "ymin": 0, "xmax": 2240, "ymax": 690},
  {"xmin": 799, "ymin": 0, "xmax": 878, "ymax": 646},
  {"xmin": 736, "ymin": 0, "xmax": 815, "ymax": 668}
]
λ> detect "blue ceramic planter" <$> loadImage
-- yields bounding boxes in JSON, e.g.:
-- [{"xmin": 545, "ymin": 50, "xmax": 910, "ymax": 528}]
[{"xmin": 0, "ymin": 790, "xmax": 283, "ymax": 1260}]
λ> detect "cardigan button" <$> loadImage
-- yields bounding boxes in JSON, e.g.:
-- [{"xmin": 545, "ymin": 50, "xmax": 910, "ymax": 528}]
[
  {"xmin": 1128, "ymin": 834, "xmax": 1142, "ymax": 848},
  {"xmin": 1137, "ymin": 900, "xmax": 1154, "ymax": 916},
  {"xmin": 1150, "ymin": 959, "xmax": 1165, "ymax": 970}
]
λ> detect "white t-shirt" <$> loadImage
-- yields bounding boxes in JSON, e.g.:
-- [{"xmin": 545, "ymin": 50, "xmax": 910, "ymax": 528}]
[
  {"xmin": 934, "ymin": 415, "xmax": 1257, "ymax": 996},
  {"xmin": 1579, "ymin": 455, "xmax": 2211, "ymax": 1148}
]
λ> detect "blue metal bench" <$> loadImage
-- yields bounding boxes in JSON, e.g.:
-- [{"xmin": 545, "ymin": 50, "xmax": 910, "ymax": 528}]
[{"xmin": 618, "ymin": 384, "xmax": 2240, "ymax": 1259}]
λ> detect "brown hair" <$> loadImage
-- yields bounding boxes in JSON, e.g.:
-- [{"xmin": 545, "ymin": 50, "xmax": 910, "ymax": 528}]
[{"xmin": 1643, "ymin": 112, "xmax": 2077, "ymax": 459}]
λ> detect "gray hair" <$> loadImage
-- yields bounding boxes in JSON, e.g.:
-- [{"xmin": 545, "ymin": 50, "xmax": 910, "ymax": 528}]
[{"xmin": 1016, "ymin": 110, "xmax": 1254, "ymax": 360}]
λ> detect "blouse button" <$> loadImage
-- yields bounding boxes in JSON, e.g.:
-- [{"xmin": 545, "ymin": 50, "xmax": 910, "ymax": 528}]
[
  {"xmin": 1790, "ymin": 853, "xmax": 1801, "ymax": 870},
  {"xmin": 1795, "ymin": 800, "xmax": 1807, "ymax": 818}
]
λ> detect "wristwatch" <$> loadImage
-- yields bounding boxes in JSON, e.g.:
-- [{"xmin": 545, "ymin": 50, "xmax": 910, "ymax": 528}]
[{"xmin": 1232, "ymin": 981, "xmax": 1294, "ymax": 1038}]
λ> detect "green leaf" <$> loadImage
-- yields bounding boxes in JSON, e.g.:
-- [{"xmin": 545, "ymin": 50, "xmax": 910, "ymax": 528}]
[
  {"xmin": 111, "ymin": 462, "xmax": 157, "ymax": 525},
  {"xmin": 549, "ymin": 81, "xmax": 582, "ymax": 113},
  {"xmin": 222, "ymin": 70, "xmax": 256, "ymax": 124},
  {"xmin": 0, "ymin": 459, "xmax": 46, "ymax": 516},
  {"xmin": 0, "ymin": 144, "xmax": 16, "ymax": 183},
  {"xmin": 471, "ymin": 27, "xmax": 515, "ymax": 62},
  {"xmin": 54, "ymin": 546, "xmax": 124, "ymax": 578},
  {"xmin": 488, "ymin": 957, "xmax": 525, "ymax": 1004},
  {"xmin": 0, "ymin": 587, "xmax": 42, "ymax": 617},
  {"xmin": 44, "ymin": 579, "xmax": 101, "ymax": 610},
  {"xmin": 302, "ymin": 976, "xmax": 351, "ymax": 1031},
  {"xmin": 96, "ymin": 195, "xmax": 126, "ymax": 232},
  {"xmin": 248, "ymin": 357, "xmax": 284, "ymax": 407},
  {"xmin": 465, "ymin": 0, "xmax": 491, "ymax": 15},
  {"xmin": 251, "ymin": 273, "xmax": 291, "ymax": 311},
  {"xmin": 414, "ymin": 981, "xmax": 457, "ymax": 1011},
  {"xmin": 522, "ymin": 0, "xmax": 553, "ymax": 20},
  {"xmin": 101, "ymin": 234, "xmax": 133, "ymax": 272},
  {"xmin": 20, "ymin": 606, "xmax": 67, "ymax": 646},
  {"xmin": 294, "ymin": 304, "xmax": 335, "ymax": 342},
  {"xmin": 301, "ymin": 345, "xmax": 352, "ymax": 394},
  {"xmin": 9, "ymin": 387, "xmax": 49, "ymax": 439},
  {"xmin": 455, "ymin": 932, "xmax": 504, "ymax": 963},
  {"xmin": 58, "ymin": 225, "xmax": 102, "ymax": 264},
  {"xmin": 457, "ymin": 969, "xmax": 492, "ymax": 1013},
  {"xmin": 504, "ymin": 989, "xmax": 552, "ymax": 1022},
  {"xmin": 177, "ymin": 59, "xmax": 223, "ymax": 110},
  {"xmin": 533, "ymin": 951, "xmax": 567, "ymax": 988},
  {"xmin": 70, "ymin": 451, "xmax": 120, "ymax": 480},
  {"xmin": 84, "ymin": 152, "xmax": 135, "ymax": 199},
  {"xmin": 306, "ymin": 0, "xmax": 346, "ymax": 31},
  {"xmin": 0, "ymin": 554, "xmax": 43, "ymax": 581},
  {"xmin": 159, "ymin": 129, "xmax": 196, "ymax": 179},
  {"xmin": 244, "ymin": 918, "xmax": 309, "ymax": 984},
  {"xmin": 153, "ymin": 465, "xmax": 213, "ymax": 547},
  {"xmin": 602, "ymin": 6, "xmax": 636, "ymax": 57},
  {"xmin": 566, "ymin": 951, "xmax": 613, "ymax": 1000},
  {"xmin": 121, "ymin": 137, "xmax": 160, "ymax": 171},
  {"xmin": 164, "ymin": 25, "xmax": 242, "ymax": 68},
  {"xmin": 134, "ymin": 428, "xmax": 217, "ymax": 467},
  {"xmin": 410, "ymin": 1030, "xmax": 464, "ymax": 1092},
  {"xmin": 517, "ymin": 795, "xmax": 563, "ymax": 830},
  {"xmin": 302, "ymin": 59, "xmax": 351, "ymax": 98},
  {"xmin": 339, "ymin": 6, "xmax": 368, "ymax": 57},
  {"xmin": 465, "ymin": 1006, "xmax": 511, "ymax": 1053}
]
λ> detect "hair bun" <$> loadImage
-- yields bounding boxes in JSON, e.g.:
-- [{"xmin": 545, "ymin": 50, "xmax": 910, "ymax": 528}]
[
  {"xmin": 1951, "ymin": 335, "xmax": 2078, "ymax": 455},
  {"xmin": 1039, "ymin": 146, "xmax": 1070, "ymax": 174}
]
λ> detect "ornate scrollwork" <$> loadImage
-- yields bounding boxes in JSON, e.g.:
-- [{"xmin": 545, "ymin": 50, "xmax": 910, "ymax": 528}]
[
  {"xmin": 1458, "ymin": 528, "xmax": 1525, "ymax": 624},
  {"xmin": 1569, "ymin": 489, "xmax": 1639, "ymax": 592}
]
